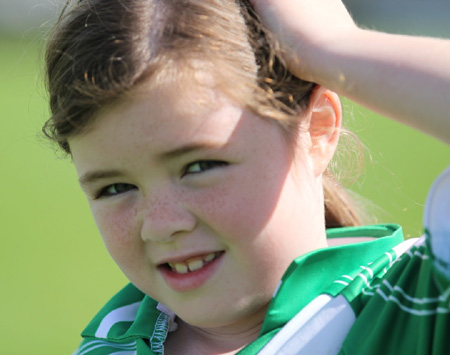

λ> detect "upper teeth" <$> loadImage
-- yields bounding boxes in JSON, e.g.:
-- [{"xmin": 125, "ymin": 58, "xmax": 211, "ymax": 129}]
[
  {"xmin": 174, "ymin": 263, "xmax": 189, "ymax": 274},
  {"xmin": 168, "ymin": 252, "xmax": 217, "ymax": 274}
]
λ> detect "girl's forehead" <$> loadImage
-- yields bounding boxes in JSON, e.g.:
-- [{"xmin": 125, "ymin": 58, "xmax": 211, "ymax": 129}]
[
  {"xmin": 126, "ymin": 59, "xmax": 253, "ymax": 119},
  {"xmin": 69, "ymin": 65, "xmax": 275, "ymax": 166},
  {"xmin": 71, "ymin": 82, "xmax": 247, "ymax": 155},
  {"xmin": 132, "ymin": 78, "xmax": 222, "ymax": 118}
]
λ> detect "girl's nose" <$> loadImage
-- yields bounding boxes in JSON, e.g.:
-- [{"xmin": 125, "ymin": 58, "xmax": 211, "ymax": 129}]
[{"xmin": 140, "ymin": 189, "xmax": 197, "ymax": 243}]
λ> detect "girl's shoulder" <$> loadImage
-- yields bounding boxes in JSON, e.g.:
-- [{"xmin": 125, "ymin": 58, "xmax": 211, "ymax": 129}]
[{"xmin": 342, "ymin": 166, "xmax": 450, "ymax": 354}]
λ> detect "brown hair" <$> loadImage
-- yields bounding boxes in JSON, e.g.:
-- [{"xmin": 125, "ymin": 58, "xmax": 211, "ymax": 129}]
[{"xmin": 43, "ymin": 0, "xmax": 362, "ymax": 228}]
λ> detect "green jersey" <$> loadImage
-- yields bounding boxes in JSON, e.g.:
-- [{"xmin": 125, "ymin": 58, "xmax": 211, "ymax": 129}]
[{"xmin": 73, "ymin": 224, "xmax": 450, "ymax": 354}]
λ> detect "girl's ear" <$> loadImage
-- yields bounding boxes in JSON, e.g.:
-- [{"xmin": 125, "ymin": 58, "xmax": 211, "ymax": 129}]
[{"xmin": 304, "ymin": 86, "xmax": 342, "ymax": 177}]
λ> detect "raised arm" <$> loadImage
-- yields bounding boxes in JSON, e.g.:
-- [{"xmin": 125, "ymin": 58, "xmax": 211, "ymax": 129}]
[{"xmin": 251, "ymin": 0, "xmax": 450, "ymax": 144}]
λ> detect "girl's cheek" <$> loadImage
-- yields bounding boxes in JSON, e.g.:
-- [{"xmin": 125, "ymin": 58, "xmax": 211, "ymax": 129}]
[
  {"xmin": 91, "ymin": 203, "xmax": 140, "ymax": 254},
  {"xmin": 192, "ymin": 176, "xmax": 279, "ymax": 242}
]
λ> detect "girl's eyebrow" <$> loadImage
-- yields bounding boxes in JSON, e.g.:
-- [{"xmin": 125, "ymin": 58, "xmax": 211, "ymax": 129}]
[
  {"xmin": 157, "ymin": 142, "xmax": 221, "ymax": 162},
  {"xmin": 79, "ymin": 170, "xmax": 125, "ymax": 188}
]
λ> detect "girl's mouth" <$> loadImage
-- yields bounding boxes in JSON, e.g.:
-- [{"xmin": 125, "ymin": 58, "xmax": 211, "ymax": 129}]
[
  {"xmin": 163, "ymin": 252, "xmax": 223, "ymax": 274},
  {"xmin": 158, "ymin": 251, "xmax": 224, "ymax": 292}
]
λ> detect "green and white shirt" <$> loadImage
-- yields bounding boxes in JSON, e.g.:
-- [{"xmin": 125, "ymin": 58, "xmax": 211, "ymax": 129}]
[{"xmin": 73, "ymin": 224, "xmax": 450, "ymax": 355}]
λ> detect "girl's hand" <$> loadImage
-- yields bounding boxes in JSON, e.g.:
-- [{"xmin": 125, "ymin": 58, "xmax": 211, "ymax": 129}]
[{"xmin": 250, "ymin": 0, "xmax": 358, "ymax": 82}]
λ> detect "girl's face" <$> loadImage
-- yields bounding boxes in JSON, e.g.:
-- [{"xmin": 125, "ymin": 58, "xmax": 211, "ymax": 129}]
[{"xmin": 69, "ymin": 81, "xmax": 328, "ymax": 330}]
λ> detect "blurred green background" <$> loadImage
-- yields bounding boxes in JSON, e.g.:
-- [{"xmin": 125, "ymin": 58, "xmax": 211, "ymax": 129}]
[{"xmin": 1, "ymin": 1, "xmax": 449, "ymax": 354}]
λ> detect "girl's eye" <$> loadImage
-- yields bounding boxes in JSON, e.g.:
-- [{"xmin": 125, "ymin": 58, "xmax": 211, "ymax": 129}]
[
  {"xmin": 183, "ymin": 160, "xmax": 228, "ymax": 176},
  {"xmin": 96, "ymin": 183, "xmax": 136, "ymax": 199}
]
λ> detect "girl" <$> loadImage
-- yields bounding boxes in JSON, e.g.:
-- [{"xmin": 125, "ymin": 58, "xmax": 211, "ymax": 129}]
[{"xmin": 43, "ymin": 0, "xmax": 449, "ymax": 354}]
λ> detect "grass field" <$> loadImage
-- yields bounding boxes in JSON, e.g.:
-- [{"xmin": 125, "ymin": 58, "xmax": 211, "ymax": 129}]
[{"xmin": 1, "ymin": 36, "xmax": 449, "ymax": 354}]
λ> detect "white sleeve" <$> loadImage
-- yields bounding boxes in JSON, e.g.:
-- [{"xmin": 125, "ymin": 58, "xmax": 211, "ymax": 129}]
[{"xmin": 423, "ymin": 166, "xmax": 450, "ymax": 282}]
